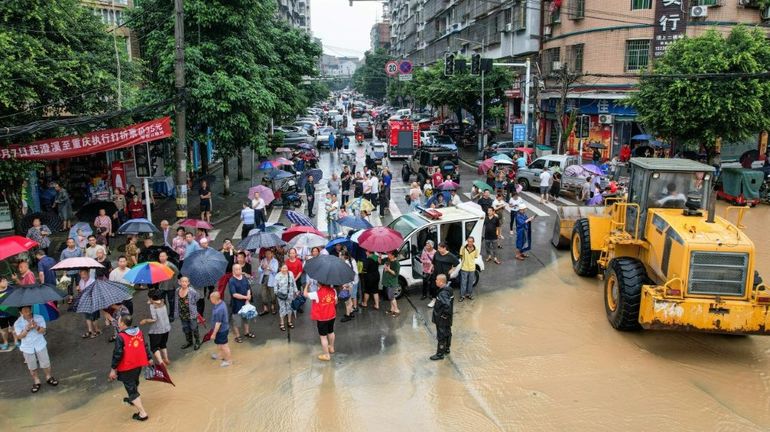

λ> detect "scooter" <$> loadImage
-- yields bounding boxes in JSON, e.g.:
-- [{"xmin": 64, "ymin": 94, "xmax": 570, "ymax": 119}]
[
  {"xmin": 275, "ymin": 180, "xmax": 303, "ymax": 208},
  {"xmin": 355, "ymin": 133, "xmax": 364, "ymax": 145}
]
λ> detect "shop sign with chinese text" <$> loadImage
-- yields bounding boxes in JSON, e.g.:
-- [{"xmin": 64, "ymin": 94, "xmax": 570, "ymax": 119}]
[{"xmin": 653, "ymin": 0, "xmax": 688, "ymax": 58}]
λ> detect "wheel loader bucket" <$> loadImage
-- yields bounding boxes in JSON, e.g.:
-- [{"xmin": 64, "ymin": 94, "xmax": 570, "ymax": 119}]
[{"xmin": 551, "ymin": 205, "xmax": 606, "ymax": 249}]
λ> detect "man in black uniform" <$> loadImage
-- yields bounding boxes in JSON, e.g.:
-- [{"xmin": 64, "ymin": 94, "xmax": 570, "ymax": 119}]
[
  {"xmin": 305, "ymin": 175, "xmax": 316, "ymax": 218},
  {"xmin": 430, "ymin": 274, "xmax": 453, "ymax": 361}
]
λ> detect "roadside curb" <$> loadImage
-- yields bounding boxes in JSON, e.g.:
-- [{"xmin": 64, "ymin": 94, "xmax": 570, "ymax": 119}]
[{"xmin": 459, "ymin": 157, "xmax": 480, "ymax": 169}]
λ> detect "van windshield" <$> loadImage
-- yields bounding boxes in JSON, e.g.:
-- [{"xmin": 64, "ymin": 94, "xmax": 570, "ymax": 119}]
[{"xmin": 388, "ymin": 214, "xmax": 428, "ymax": 239}]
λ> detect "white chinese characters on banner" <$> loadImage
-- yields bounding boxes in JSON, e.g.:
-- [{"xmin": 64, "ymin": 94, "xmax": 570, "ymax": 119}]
[{"xmin": 653, "ymin": 0, "xmax": 688, "ymax": 58}]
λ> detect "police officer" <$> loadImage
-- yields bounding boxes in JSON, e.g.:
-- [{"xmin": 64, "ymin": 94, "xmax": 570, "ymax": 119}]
[{"xmin": 430, "ymin": 274, "xmax": 454, "ymax": 361}]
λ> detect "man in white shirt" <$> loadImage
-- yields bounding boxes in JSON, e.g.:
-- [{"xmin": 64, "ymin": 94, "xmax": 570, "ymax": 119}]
[
  {"xmin": 160, "ymin": 220, "xmax": 171, "ymax": 248},
  {"xmin": 508, "ymin": 192, "xmax": 525, "ymax": 235},
  {"xmin": 251, "ymin": 192, "xmax": 266, "ymax": 231},
  {"xmin": 14, "ymin": 305, "xmax": 58, "ymax": 392},
  {"xmin": 539, "ymin": 169, "xmax": 553, "ymax": 204},
  {"xmin": 449, "ymin": 190, "xmax": 461, "ymax": 206},
  {"xmin": 84, "ymin": 235, "xmax": 106, "ymax": 259},
  {"xmin": 109, "ymin": 256, "xmax": 132, "ymax": 285},
  {"xmin": 369, "ymin": 174, "xmax": 380, "ymax": 210}
]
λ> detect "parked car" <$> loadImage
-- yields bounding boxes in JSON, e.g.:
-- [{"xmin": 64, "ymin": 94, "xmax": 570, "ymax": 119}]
[
  {"xmin": 316, "ymin": 126, "xmax": 335, "ymax": 149},
  {"xmin": 516, "ymin": 154, "xmax": 608, "ymax": 195},
  {"xmin": 281, "ymin": 129, "xmax": 314, "ymax": 148},
  {"xmin": 429, "ymin": 135, "xmax": 458, "ymax": 151},
  {"xmin": 420, "ymin": 130, "xmax": 438, "ymax": 146},
  {"xmin": 293, "ymin": 121, "xmax": 316, "ymax": 137}
]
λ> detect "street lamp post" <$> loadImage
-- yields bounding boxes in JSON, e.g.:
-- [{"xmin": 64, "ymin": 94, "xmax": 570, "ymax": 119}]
[{"xmin": 495, "ymin": 59, "xmax": 532, "ymax": 144}]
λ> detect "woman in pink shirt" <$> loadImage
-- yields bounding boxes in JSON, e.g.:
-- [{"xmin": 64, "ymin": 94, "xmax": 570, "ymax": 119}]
[
  {"xmin": 94, "ymin": 209, "xmax": 112, "ymax": 246},
  {"xmin": 420, "ymin": 240, "xmax": 435, "ymax": 301},
  {"xmin": 172, "ymin": 228, "xmax": 187, "ymax": 261}
]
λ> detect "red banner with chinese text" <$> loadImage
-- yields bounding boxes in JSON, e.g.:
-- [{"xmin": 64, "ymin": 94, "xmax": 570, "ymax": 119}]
[{"xmin": 0, "ymin": 117, "xmax": 172, "ymax": 160}]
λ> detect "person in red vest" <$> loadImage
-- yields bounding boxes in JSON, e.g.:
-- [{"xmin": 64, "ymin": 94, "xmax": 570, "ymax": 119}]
[
  {"xmin": 108, "ymin": 314, "xmax": 153, "ymax": 422},
  {"xmin": 306, "ymin": 283, "xmax": 337, "ymax": 361}
]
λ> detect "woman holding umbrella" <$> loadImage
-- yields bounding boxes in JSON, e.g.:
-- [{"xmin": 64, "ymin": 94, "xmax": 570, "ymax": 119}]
[
  {"xmin": 274, "ymin": 264, "xmax": 299, "ymax": 331},
  {"xmin": 360, "ymin": 249, "xmax": 380, "ymax": 310}
]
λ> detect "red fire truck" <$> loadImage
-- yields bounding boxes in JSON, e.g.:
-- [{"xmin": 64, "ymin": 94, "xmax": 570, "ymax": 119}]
[{"xmin": 387, "ymin": 117, "xmax": 420, "ymax": 159}]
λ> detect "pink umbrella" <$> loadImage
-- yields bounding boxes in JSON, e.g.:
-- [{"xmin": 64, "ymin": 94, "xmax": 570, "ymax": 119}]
[
  {"xmin": 438, "ymin": 180, "xmax": 460, "ymax": 191},
  {"xmin": 178, "ymin": 219, "xmax": 214, "ymax": 230},
  {"xmin": 358, "ymin": 227, "xmax": 404, "ymax": 253},
  {"xmin": 275, "ymin": 147, "xmax": 291, "ymax": 153},
  {"xmin": 51, "ymin": 257, "xmax": 104, "ymax": 270},
  {"xmin": 247, "ymin": 185, "xmax": 275, "ymax": 205},
  {"xmin": 274, "ymin": 157, "xmax": 294, "ymax": 166},
  {"xmin": 477, "ymin": 158, "xmax": 495, "ymax": 175}
]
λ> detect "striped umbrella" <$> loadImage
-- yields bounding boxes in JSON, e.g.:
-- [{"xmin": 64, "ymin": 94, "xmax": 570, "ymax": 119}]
[
  {"xmin": 75, "ymin": 280, "xmax": 132, "ymax": 313},
  {"xmin": 286, "ymin": 210, "xmax": 315, "ymax": 227},
  {"xmin": 124, "ymin": 262, "xmax": 175, "ymax": 284}
]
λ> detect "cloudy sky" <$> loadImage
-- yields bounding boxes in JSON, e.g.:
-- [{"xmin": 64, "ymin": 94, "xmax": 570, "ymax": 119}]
[{"xmin": 311, "ymin": 0, "xmax": 384, "ymax": 58}]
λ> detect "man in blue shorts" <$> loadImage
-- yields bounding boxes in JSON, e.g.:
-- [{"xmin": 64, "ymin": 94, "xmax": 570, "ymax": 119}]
[{"xmin": 209, "ymin": 292, "xmax": 231, "ymax": 367}]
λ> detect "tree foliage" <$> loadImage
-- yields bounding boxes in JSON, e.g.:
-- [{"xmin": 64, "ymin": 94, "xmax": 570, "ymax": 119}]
[
  {"xmin": 0, "ymin": 0, "xmax": 128, "ymax": 232},
  {"xmin": 629, "ymin": 26, "xmax": 770, "ymax": 153},
  {"xmin": 352, "ymin": 48, "xmax": 389, "ymax": 100}
]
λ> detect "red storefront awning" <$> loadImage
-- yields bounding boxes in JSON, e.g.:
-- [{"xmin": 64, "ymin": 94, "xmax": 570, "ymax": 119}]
[{"xmin": 0, "ymin": 117, "xmax": 172, "ymax": 160}]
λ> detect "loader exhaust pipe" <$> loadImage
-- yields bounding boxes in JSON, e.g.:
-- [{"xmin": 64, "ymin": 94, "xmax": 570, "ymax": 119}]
[{"xmin": 706, "ymin": 189, "xmax": 716, "ymax": 223}]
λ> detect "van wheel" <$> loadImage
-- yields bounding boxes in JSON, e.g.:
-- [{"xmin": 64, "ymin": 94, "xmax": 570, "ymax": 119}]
[
  {"xmin": 473, "ymin": 267, "xmax": 480, "ymax": 287},
  {"xmin": 396, "ymin": 277, "xmax": 408, "ymax": 299},
  {"xmin": 571, "ymin": 218, "xmax": 598, "ymax": 276},
  {"xmin": 605, "ymin": 258, "xmax": 644, "ymax": 331},
  {"xmin": 518, "ymin": 178, "xmax": 530, "ymax": 190}
]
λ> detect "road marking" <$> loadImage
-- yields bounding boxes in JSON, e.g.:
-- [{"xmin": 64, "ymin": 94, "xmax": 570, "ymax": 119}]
[
  {"xmin": 521, "ymin": 191, "xmax": 558, "ymax": 212},
  {"xmin": 388, "ymin": 197, "xmax": 402, "ymax": 219},
  {"xmin": 267, "ymin": 206, "xmax": 281, "ymax": 224},
  {"xmin": 556, "ymin": 196, "xmax": 575, "ymax": 206},
  {"xmin": 233, "ymin": 222, "xmax": 244, "ymax": 240},
  {"xmin": 516, "ymin": 193, "xmax": 549, "ymax": 217},
  {"xmin": 207, "ymin": 229, "xmax": 221, "ymax": 241}
]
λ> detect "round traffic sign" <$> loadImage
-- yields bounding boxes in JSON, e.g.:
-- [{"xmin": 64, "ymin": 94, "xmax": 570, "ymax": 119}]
[
  {"xmin": 399, "ymin": 60, "xmax": 413, "ymax": 74},
  {"xmin": 385, "ymin": 61, "xmax": 399, "ymax": 77}
]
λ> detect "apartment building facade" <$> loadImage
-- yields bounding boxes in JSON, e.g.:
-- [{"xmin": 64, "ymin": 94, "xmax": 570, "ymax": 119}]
[
  {"xmin": 81, "ymin": 0, "xmax": 139, "ymax": 60},
  {"xmin": 277, "ymin": 0, "xmax": 312, "ymax": 32},
  {"xmin": 371, "ymin": 21, "xmax": 392, "ymax": 52},
  {"xmin": 539, "ymin": 0, "xmax": 770, "ymax": 157}
]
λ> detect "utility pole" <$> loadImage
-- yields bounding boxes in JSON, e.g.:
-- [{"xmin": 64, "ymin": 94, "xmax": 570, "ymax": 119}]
[
  {"xmin": 480, "ymin": 37, "xmax": 486, "ymax": 154},
  {"xmin": 174, "ymin": 0, "xmax": 188, "ymax": 220}
]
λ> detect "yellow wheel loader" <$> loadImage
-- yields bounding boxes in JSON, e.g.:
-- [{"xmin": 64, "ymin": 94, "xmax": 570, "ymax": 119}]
[{"xmin": 571, "ymin": 158, "xmax": 769, "ymax": 334}]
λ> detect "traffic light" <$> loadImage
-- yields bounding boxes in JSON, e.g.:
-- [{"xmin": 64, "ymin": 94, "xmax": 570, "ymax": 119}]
[
  {"xmin": 444, "ymin": 54, "xmax": 455, "ymax": 76},
  {"xmin": 455, "ymin": 59, "xmax": 467, "ymax": 74},
  {"xmin": 481, "ymin": 58, "xmax": 493, "ymax": 73},
  {"xmin": 471, "ymin": 53, "xmax": 481, "ymax": 75}
]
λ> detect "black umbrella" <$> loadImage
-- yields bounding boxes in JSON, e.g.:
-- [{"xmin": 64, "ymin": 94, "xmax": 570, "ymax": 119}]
[
  {"xmin": 21, "ymin": 212, "xmax": 62, "ymax": 233},
  {"xmin": 75, "ymin": 280, "xmax": 132, "ymax": 313},
  {"xmin": 0, "ymin": 284, "xmax": 66, "ymax": 307},
  {"xmin": 139, "ymin": 246, "xmax": 181, "ymax": 269},
  {"xmin": 76, "ymin": 201, "xmax": 118, "ymax": 222},
  {"xmin": 237, "ymin": 232, "xmax": 286, "ymax": 251},
  {"xmin": 181, "ymin": 248, "xmax": 228, "ymax": 288},
  {"xmin": 302, "ymin": 255, "xmax": 355, "ymax": 286},
  {"xmin": 588, "ymin": 142, "xmax": 607, "ymax": 149}
]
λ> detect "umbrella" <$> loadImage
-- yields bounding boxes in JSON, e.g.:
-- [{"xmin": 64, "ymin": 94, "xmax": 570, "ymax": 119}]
[
  {"xmin": 438, "ymin": 180, "xmax": 460, "ymax": 191},
  {"xmin": 286, "ymin": 210, "xmax": 315, "ymax": 227},
  {"xmin": 20, "ymin": 212, "xmax": 62, "ymax": 233},
  {"xmin": 358, "ymin": 227, "xmax": 404, "ymax": 253},
  {"xmin": 631, "ymin": 134, "xmax": 652, "ymax": 141},
  {"xmin": 297, "ymin": 143, "xmax": 315, "ymax": 150},
  {"xmin": 0, "ymin": 236, "xmax": 38, "ymax": 261},
  {"xmin": 288, "ymin": 233, "xmax": 328, "ymax": 250},
  {"xmin": 588, "ymin": 142, "xmax": 607, "ymax": 149},
  {"xmin": 275, "ymin": 157, "xmax": 294, "ymax": 166},
  {"xmin": 237, "ymin": 232, "xmax": 286, "ymax": 251},
  {"xmin": 298, "ymin": 169, "xmax": 323, "ymax": 189},
  {"xmin": 348, "ymin": 197, "xmax": 374, "ymax": 213},
  {"xmin": 580, "ymin": 164, "xmax": 605, "ymax": 176},
  {"xmin": 139, "ymin": 246, "xmax": 180, "ymax": 268},
  {"xmin": 325, "ymin": 237, "xmax": 352, "ymax": 252},
  {"xmin": 494, "ymin": 159, "xmax": 514, "ymax": 166},
  {"xmin": 266, "ymin": 170, "xmax": 294, "ymax": 180},
  {"xmin": 248, "ymin": 224, "xmax": 286, "ymax": 237},
  {"xmin": 118, "ymin": 218, "xmax": 158, "ymax": 234},
  {"xmin": 0, "ymin": 284, "xmax": 65, "ymax": 307},
  {"xmin": 650, "ymin": 140, "xmax": 670, "ymax": 149},
  {"xmin": 337, "ymin": 216, "xmax": 372, "ymax": 230},
  {"xmin": 492, "ymin": 154, "xmax": 513, "ymax": 162},
  {"xmin": 33, "ymin": 302, "xmax": 60, "ymax": 322},
  {"xmin": 477, "ymin": 158, "xmax": 495, "ymax": 175},
  {"xmin": 302, "ymin": 255, "xmax": 356, "ymax": 286},
  {"xmin": 426, "ymin": 191, "xmax": 451, "ymax": 207},
  {"xmin": 75, "ymin": 280, "xmax": 132, "ymax": 313},
  {"xmin": 76, "ymin": 201, "xmax": 118, "ymax": 222},
  {"xmin": 124, "ymin": 262, "xmax": 175, "ymax": 285},
  {"xmin": 275, "ymin": 147, "xmax": 291, "ymax": 153},
  {"xmin": 181, "ymin": 248, "xmax": 228, "ymax": 288},
  {"xmin": 259, "ymin": 160, "xmax": 278, "ymax": 170},
  {"xmin": 178, "ymin": 219, "xmax": 214, "ymax": 230},
  {"xmin": 282, "ymin": 225, "xmax": 324, "ymax": 241},
  {"xmin": 51, "ymin": 257, "xmax": 103, "ymax": 271},
  {"xmin": 247, "ymin": 185, "xmax": 275, "ymax": 206},
  {"xmin": 472, "ymin": 180, "xmax": 494, "ymax": 192},
  {"xmin": 68, "ymin": 222, "xmax": 93, "ymax": 240},
  {"xmin": 0, "ymin": 288, "xmax": 19, "ymax": 317}
]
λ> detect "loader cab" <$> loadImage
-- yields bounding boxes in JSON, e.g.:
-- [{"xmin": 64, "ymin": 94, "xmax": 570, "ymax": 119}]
[{"xmin": 625, "ymin": 158, "xmax": 715, "ymax": 239}]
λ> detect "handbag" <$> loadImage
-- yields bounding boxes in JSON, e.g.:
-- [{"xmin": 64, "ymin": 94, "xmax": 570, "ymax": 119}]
[
  {"xmin": 291, "ymin": 294, "xmax": 306, "ymax": 311},
  {"xmin": 276, "ymin": 278, "xmax": 289, "ymax": 300}
]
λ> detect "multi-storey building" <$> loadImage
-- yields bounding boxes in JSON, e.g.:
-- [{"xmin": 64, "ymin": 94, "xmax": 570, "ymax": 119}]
[
  {"xmin": 277, "ymin": 0, "xmax": 312, "ymax": 32},
  {"xmin": 81, "ymin": 0, "xmax": 139, "ymax": 60},
  {"xmin": 539, "ymin": 0, "xmax": 770, "ymax": 157},
  {"xmin": 371, "ymin": 21, "xmax": 392, "ymax": 52}
]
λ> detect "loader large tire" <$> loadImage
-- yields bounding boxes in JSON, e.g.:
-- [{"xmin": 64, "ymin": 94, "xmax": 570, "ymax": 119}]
[
  {"xmin": 571, "ymin": 218, "xmax": 598, "ymax": 276},
  {"xmin": 604, "ymin": 258, "xmax": 644, "ymax": 331}
]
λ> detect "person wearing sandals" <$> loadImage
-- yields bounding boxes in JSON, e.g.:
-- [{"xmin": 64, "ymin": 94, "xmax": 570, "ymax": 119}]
[
  {"xmin": 14, "ymin": 305, "xmax": 58, "ymax": 393},
  {"xmin": 361, "ymin": 249, "xmax": 381, "ymax": 310},
  {"xmin": 77, "ymin": 269, "xmax": 102, "ymax": 339},
  {"xmin": 0, "ymin": 277, "xmax": 19, "ymax": 351},
  {"xmin": 108, "ymin": 314, "xmax": 152, "ymax": 421},
  {"xmin": 174, "ymin": 276, "xmax": 201, "ymax": 351},
  {"xmin": 306, "ymin": 283, "xmax": 337, "ymax": 361},
  {"xmin": 209, "ymin": 292, "xmax": 232, "ymax": 367},
  {"xmin": 514, "ymin": 204, "xmax": 535, "ymax": 261},
  {"xmin": 274, "ymin": 264, "xmax": 299, "ymax": 331},
  {"xmin": 140, "ymin": 291, "xmax": 172, "ymax": 366},
  {"xmin": 381, "ymin": 251, "xmax": 401, "ymax": 317},
  {"xmin": 482, "ymin": 207, "xmax": 502, "ymax": 265},
  {"xmin": 257, "ymin": 250, "xmax": 279, "ymax": 316},
  {"xmin": 228, "ymin": 264, "xmax": 254, "ymax": 343}
]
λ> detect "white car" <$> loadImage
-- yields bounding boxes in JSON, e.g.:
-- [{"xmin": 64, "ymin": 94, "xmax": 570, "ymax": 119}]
[
  {"xmin": 420, "ymin": 130, "xmax": 438, "ymax": 146},
  {"xmin": 316, "ymin": 126, "xmax": 335, "ymax": 148},
  {"xmin": 387, "ymin": 203, "xmax": 486, "ymax": 297}
]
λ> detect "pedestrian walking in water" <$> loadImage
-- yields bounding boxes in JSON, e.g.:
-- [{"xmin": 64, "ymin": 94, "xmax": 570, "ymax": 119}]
[
  {"xmin": 14, "ymin": 305, "xmax": 58, "ymax": 392},
  {"xmin": 382, "ymin": 250, "xmax": 401, "ymax": 317},
  {"xmin": 274, "ymin": 264, "xmax": 299, "ymax": 330},
  {"xmin": 430, "ymin": 274, "xmax": 454, "ymax": 361},
  {"xmin": 482, "ymin": 207, "xmax": 502, "ymax": 265},
  {"xmin": 140, "ymin": 291, "xmax": 171, "ymax": 366},
  {"xmin": 515, "ymin": 204, "xmax": 535, "ymax": 261},
  {"xmin": 459, "ymin": 237, "xmax": 479, "ymax": 301},
  {"xmin": 209, "ymin": 292, "xmax": 232, "ymax": 367},
  {"xmin": 228, "ymin": 264, "xmax": 254, "ymax": 343},
  {"xmin": 307, "ymin": 283, "xmax": 337, "ymax": 361},
  {"xmin": 174, "ymin": 276, "xmax": 201, "ymax": 350},
  {"xmin": 108, "ymin": 314, "xmax": 152, "ymax": 421}
]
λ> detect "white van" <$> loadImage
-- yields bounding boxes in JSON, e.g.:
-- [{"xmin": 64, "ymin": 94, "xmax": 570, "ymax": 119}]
[
  {"xmin": 396, "ymin": 108, "xmax": 412, "ymax": 118},
  {"xmin": 387, "ymin": 202, "xmax": 486, "ymax": 297}
]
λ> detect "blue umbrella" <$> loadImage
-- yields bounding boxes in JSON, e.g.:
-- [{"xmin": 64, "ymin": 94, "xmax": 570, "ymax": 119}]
[
  {"xmin": 180, "ymin": 248, "xmax": 228, "ymax": 288},
  {"xmin": 0, "ymin": 284, "xmax": 66, "ymax": 307},
  {"xmin": 337, "ymin": 216, "xmax": 372, "ymax": 230},
  {"xmin": 426, "ymin": 191, "xmax": 451, "ymax": 207},
  {"xmin": 266, "ymin": 170, "xmax": 294, "ymax": 180},
  {"xmin": 298, "ymin": 169, "xmax": 323, "ymax": 189},
  {"xmin": 286, "ymin": 210, "xmax": 315, "ymax": 227},
  {"xmin": 247, "ymin": 223, "xmax": 286, "ymax": 237},
  {"xmin": 631, "ymin": 134, "xmax": 652, "ymax": 141},
  {"xmin": 117, "ymin": 218, "xmax": 158, "ymax": 234},
  {"xmin": 650, "ymin": 140, "xmax": 670, "ymax": 149},
  {"xmin": 259, "ymin": 160, "xmax": 277, "ymax": 170},
  {"xmin": 69, "ymin": 222, "xmax": 93, "ymax": 240},
  {"xmin": 325, "ymin": 237, "xmax": 352, "ymax": 251}
]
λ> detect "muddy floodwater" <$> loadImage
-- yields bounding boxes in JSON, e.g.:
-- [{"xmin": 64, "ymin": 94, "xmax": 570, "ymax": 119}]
[{"xmin": 3, "ymin": 203, "xmax": 770, "ymax": 431}]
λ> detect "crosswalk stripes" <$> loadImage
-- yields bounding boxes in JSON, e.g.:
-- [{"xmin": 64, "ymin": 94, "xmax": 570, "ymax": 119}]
[
  {"xmin": 463, "ymin": 191, "xmax": 550, "ymax": 217},
  {"xmin": 555, "ymin": 196, "xmax": 574, "ymax": 206},
  {"xmin": 233, "ymin": 222, "xmax": 244, "ymax": 240},
  {"xmin": 267, "ymin": 206, "xmax": 282, "ymax": 224},
  {"xmin": 520, "ymin": 191, "xmax": 558, "ymax": 212}
]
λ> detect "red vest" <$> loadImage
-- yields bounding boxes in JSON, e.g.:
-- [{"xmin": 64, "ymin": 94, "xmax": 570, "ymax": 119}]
[{"xmin": 116, "ymin": 329, "xmax": 150, "ymax": 372}]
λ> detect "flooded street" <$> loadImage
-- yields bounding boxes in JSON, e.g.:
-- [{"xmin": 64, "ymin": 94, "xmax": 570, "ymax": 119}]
[{"xmin": 3, "ymin": 201, "xmax": 770, "ymax": 431}]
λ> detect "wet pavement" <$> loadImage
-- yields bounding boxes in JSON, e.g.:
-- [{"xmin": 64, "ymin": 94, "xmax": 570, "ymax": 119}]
[{"xmin": 3, "ymin": 124, "xmax": 770, "ymax": 430}]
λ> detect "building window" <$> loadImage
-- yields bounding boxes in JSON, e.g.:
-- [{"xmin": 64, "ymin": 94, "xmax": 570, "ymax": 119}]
[
  {"xmin": 692, "ymin": 0, "xmax": 721, "ymax": 5},
  {"xmin": 543, "ymin": 47, "xmax": 560, "ymax": 75},
  {"xmin": 569, "ymin": 0, "xmax": 585, "ymax": 19},
  {"xmin": 504, "ymin": 7, "xmax": 512, "ymax": 25},
  {"xmin": 631, "ymin": 0, "xmax": 652, "ymax": 10},
  {"xmin": 568, "ymin": 43, "xmax": 584, "ymax": 73},
  {"xmin": 625, "ymin": 39, "xmax": 650, "ymax": 71},
  {"xmin": 514, "ymin": 1, "xmax": 526, "ymax": 30}
]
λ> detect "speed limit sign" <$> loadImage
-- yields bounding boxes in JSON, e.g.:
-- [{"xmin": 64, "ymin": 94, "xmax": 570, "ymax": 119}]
[{"xmin": 385, "ymin": 61, "xmax": 399, "ymax": 77}]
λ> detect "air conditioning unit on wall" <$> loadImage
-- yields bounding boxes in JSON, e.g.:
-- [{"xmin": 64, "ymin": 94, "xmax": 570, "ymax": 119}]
[
  {"xmin": 599, "ymin": 114, "xmax": 613, "ymax": 125},
  {"xmin": 690, "ymin": 5, "xmax": 708, "ymax": 18},
  {"xmin": 504, "ymin": 23, "xmax": 512, "ymax": 32}
]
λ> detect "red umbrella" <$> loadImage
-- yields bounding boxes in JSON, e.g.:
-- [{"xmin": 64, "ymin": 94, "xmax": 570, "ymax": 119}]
[
  {"xmin": 178, "ymin": 219, "xmax": 214, "ymax": 230},
  {"xmin": 358, "ymin": 227, "xmax": 404, "ymax": 253},
  {"xmin": 477, "ymin": 158, "xmax": 495, "ymax": 175},
  {"xmin": 282, "ymin": 225, "xmax": 324, "ymax": 241},
  {"xmin": 0, "ymin": 236, "xmax": 38, "ymax": 261}
]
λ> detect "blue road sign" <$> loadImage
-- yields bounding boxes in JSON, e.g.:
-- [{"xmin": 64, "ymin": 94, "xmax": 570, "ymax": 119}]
[
  {"xmin": 512, "ymin": 124, "xmax": 526, "ymax": 142},
  {"xmin": 399, "ymin": 60, "xmax": 413, "ymax": 74}
]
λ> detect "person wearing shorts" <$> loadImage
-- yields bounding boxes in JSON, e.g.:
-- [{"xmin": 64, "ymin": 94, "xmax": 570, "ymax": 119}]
[
  {"xmin": 199, "ymin": 179, "xmax": 212, "ymax": 222},
  {"xmin": 140, "ymin": 291, "xmax": 171, "ymax": 365},
  {"xmin": 209, "ymin": 292, "xmax": 232, "ymax": 367},
  {"xmin": 382, "ymin": 251, "xmax": 401, "ymax": 317},
  {"xmin": 109, "ymin": 314, "xmax": 152, "ymax": 421},
  {"xmin": 14, "ymin": 306, "xmax": 58, "ymax": 393},
  {"xmin": 308, "ymin": 283, "xmax": 337, "ymax": 361}
]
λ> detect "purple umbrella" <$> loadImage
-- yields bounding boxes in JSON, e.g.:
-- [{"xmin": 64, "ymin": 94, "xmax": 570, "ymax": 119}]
[
  {"xmin": 581, "ymin": 164, "xmax": 606, "ymax": 176},
  {"xmin": 248, "ymin": 185, "xmax": 275, "ymax": 205}
]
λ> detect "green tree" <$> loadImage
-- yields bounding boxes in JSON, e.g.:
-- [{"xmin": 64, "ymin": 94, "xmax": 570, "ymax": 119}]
[
  {"xmin": 629, "ymin": 26, "xmax": 770, "ymax": 156},
  {"xmin": 0, "ymin": 0, "xmax": 128, "ymax": 232},
  {"xmin": 353, "ymin": 48, "xmax": 389, "ymax": 100},
  {"xmin": 300, "ymin": 80, "xmax": 331, "ymax": 108}
]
